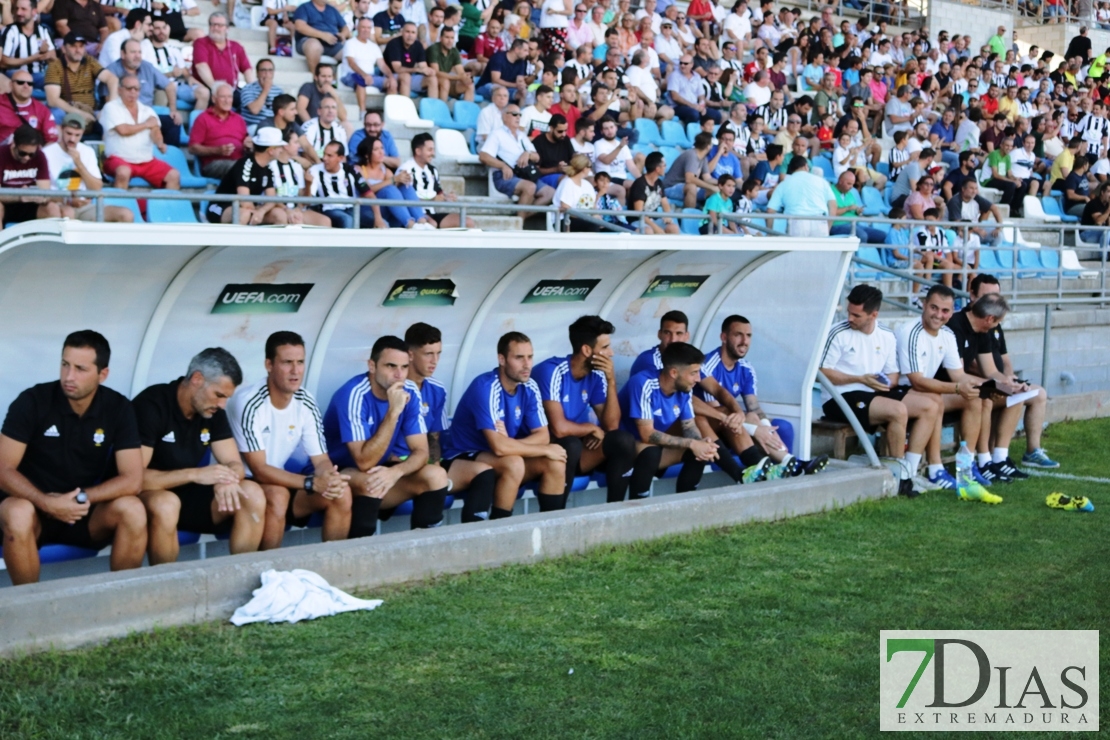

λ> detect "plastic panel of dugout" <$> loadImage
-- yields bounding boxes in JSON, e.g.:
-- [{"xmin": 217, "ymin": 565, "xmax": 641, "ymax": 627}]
[{"xmin": 0, "ymin": 227, "xmax": 855, "ymax": 461}]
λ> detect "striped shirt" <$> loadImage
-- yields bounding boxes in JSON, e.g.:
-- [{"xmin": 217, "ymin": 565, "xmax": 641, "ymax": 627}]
[
  {"xmin": 307, "ymin": 162, "xmax": 370, "ymax": 211},
  {"xmin": 268, "ymin": 158, "xmax": 306, "ymax": 202},
  {"xmin": 302, "ymin": 118, "xmax": 348, "ymax": 158},
  {"xmin": 1079, "ymin": 113, "xmax": 1109, "ymax": 158},
  {"xmin": 755, "ymin": 103, "xmax": 788, "ymax": 131},
  {"xmin": 1, "ymin": 23, "xmax": 54, "ymax": 74},
  {"xmin": 227, "ymin": 379, "xmax": 327, "ymax": 469},
  {"xmin": 888, "ymin": 146, "xmax": 911, "ymax": 177}
]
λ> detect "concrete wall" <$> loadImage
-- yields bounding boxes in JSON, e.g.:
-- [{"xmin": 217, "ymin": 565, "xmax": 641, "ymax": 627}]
[
  {"xmin": 1017, "ymin": 22, "xmax": 1110, "ymax": 61},
  {"xmin": 0, "ymin": 466, "xmax": 891, "ymax": 657},
  {"xmin": 928, "ymin": 0, "xmax": 1014, "ymax": 53}
]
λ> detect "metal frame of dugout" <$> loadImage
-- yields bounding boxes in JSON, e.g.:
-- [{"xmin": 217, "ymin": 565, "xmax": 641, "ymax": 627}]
[{"xmin": 0, "ymin": 221, "xmax": 859, "ymax": 460}]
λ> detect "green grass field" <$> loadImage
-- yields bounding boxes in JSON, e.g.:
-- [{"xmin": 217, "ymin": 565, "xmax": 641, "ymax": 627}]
[{"xmin": 1, "ymin": 420, "xmax": 1107, "ymax": 739}]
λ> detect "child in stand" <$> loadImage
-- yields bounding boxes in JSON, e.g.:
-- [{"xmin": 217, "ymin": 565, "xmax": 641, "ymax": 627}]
[
  {"xmin": 816, "ymin": 113, "xmax": 836, "ymax": 151},
  {"xmin": 734, "ymin": 176, "xmax": 759, "ymax": 234},
  {"xmin": 701, "ymin": 174, "xmax": 739, "ymax": 234},
  {"xmin": 593, "ymin": 171, "xmax": 632, "ymax": 230},
  {"xmin": 884, "ymin": 207, "xmax": 914, "ymax": 270}
]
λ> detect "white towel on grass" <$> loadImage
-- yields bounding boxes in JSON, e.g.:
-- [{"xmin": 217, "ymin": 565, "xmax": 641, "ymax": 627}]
[{"xmin": 230, "ymin": 569, "xmax": 383, "ymax": 626}]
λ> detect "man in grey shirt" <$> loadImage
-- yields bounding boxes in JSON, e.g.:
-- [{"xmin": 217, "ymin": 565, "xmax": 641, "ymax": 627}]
[
  {"xmin": 884, "ymin": 84, "xmax": 914, "ymax": 138},
  {"xmin": 890, "ymin": 148, "xmax": 935, "ymax": 210},
  {"xmin": 661, "ymin": 131, "xmax": 722, "ymax": 208}
]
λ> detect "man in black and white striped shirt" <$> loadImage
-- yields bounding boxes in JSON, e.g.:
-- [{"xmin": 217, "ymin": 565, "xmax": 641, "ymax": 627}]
[
  {"xmin": 0, "ymin": 0, "xmax": 55, "ymax": 86},
  {"xmin": 307, "ymin": 140, "xmax": 371, "ymax": 228},
  {"xmin": 301, "ymin": 94, "xmax": 348, "ymax": 164},
  {"xmin": 1079, "ymin": 100, "xmax": 1110, "ymax": 163},
  {"xmin": 229, "ymin": 331, "xmax": 352, "ymax": 550},
  {"xmin": 755, "ymin": 89, "xmax": 788, "ymax": 134}
]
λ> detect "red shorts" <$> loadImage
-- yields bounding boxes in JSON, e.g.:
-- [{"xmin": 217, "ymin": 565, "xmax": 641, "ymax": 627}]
[{"xmin": 103, "ymin": 155, "xmax": 175, "ymax": 188}]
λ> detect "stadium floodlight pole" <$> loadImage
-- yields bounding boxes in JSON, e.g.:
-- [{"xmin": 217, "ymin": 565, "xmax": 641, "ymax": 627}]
[{"xmin": 815, "ymin": 372, "xmax": 882, "ymax": 469}]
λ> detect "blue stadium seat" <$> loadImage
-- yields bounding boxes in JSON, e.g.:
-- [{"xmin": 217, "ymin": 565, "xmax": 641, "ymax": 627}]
[
  {"xmin": 680, "ymin": 207, "xmax": 702, "ymax": 235},
  {"xmin": 685, "ymin": 121, "xmax": 701, "ymax": 144},
  {"xmin": 154, "ymin": 145, "xmax": 214, "ymax": 189},
  {"xmin": 853, "ymin": 247, "xmax": 887, "ymax": 280},
  {"xmin": 810, "ymin": 160, "xmax": 829, "ymax": 179},
  {"xmin": 420, "ymin": 98, "xmax": 468, "ymax": 130},
  {"xmin": 876, "ymin": 161, "xmax": 890, "ymax": 177},
  {"xmin": 816, "ymin": 153, "xmax": 836, "ymax": 182},
  {"xmin": 1043, "ymin": 195, "xmax": 1078, "ymax": 223},
  {"xmin": 659, "ymin": 146, "xmax": 680, "ymax": 169},
  {"xmin": 1037, "ymin": 247, "xmax": 1067, "ymax": 278},
  {"xmin": 452, "ymin": 100, "xmax": 481, "ymax": 129},
  {"xmin": 631, "ymin": 142, "xmax": 656, "ymax": 157},
  {"xmin": 146, "ymin": 192, "xmax": 199, "ymax": 223},
  {"xmin": 633, "ymin": 118, "xmax": 665, "ymax": 147},
  {"xmin": 188, "ymin": 109, "xmax": 203, "ymax": 131},
  {"xmin": 660, "ymin": 464, "xmax": 681, "ymax": 478},
  {"xmin": 0, "ymin": 543, "xmax": 100, "ymax": 565},
  {"xmin": 1017, "ymin": 248, "xmax": 1041, "ymax": 278},
  {"xmin": 177, "ymin": 531, "xmax": 201, "ymax": 546},
  {"xmin": 661, "ymin": 120, "xmax": 691, "ymax": 148},
  {"xmin": 978, "ymin": 247, "xmax": 1014, "ymax": 272},
  {"xmin": 861, "ymin": 185, "xmax": 889, "ymax": 216}
]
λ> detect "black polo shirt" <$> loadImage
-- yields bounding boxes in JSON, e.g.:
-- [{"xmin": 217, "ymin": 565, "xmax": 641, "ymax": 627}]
[
  {"xmin": 0, "ymin": 381, "xmax": 140, "ymax": 494},
  {"xmin": 133, "ymin": 378, "xmax": 234, "ymax": 471},
  {"xmin": 945, "ymin": 309, "xmax": 991, "ymax": 376}
]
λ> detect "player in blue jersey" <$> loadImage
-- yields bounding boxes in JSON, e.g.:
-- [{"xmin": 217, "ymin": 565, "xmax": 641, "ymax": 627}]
[
  {"xmin": 631, "ymin": 310, "xmax": 771, "ymax": 483},
  {"xmin": 618, "ymin": 342, "xmax": 760, "ymax": 494},
  {"xmin": 324, "ymin": 336, "xmax": 450, "ymax": 536},
  {"xmin": 443, "ymin": 332, "xmax": 568, "ymax": 519},
  {"xmin": 533, "ymin": 315, "xmax": 652, "ymax": 503},
  {"xmin": 404, "ymin": 322, "xmax": 498, "ymax": 523},
  {"xmin": 700, "ymin": 315, "xmax": 829, "ymax": 477}
]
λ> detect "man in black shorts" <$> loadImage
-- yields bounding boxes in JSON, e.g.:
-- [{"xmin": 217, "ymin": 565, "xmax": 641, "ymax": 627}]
[
  {"xmin": 0, "ymin": 331, "xmax": 146, "ymax": 585},
  {"xmin": 205, "ymin": 126, "xmax": 288, "ymax": 225},
  {"xmin": 324, "ymin": 336, "xmax": 450, "ymax": 535},
  {"xmin": 532, "ymin": 315, "xmax": 649, "ymax": 503},
  {"xmin": 819, "ymin": 284, "xmax": 941, "ymax": 497},
  {"xmin": 134, "ymin": 347, "xmax": 266, "ymax": 564}
]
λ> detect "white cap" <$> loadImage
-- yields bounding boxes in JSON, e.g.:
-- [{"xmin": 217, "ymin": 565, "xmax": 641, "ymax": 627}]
[{"xmin": 252, "ymin": 126, "xmax": 284, "ymax": 149}]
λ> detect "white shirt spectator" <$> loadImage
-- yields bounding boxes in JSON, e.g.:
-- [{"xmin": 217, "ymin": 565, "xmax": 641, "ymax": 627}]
[
  {"xmin": 722, "ymin": 13, "xmax": 750, "ymax": 44},
  {"xmin": 871, "ymin": 51, "xmax": 893, "ymax": 67},
  {"xmin": 625, "ymin": 64, "xmax": 659, "ymax": 102},
  {"xmin": 592, "ymin": 136, "xmax": 633, "ymax": 179},
  {"xmin": 99, "ymin": 97, "xmax": 158, "ymax": 163},
  {"xmin": 519, "ymin": 104, "xmax": 553, "ymax": 137},
  {"xmin": 628, "ymin": 43, "xmax": 660, "ymax": 70},
  {"xmin": 476, "ymin": 103, "xmax": 505, "ymax": 145},
  {"xmin": 150, "ymin": 43, "xmax": 185, "ymax": 76},
  {"xmin": 540, "ymin": 0, "xmax": 570, "ymax": 29},
  {"xmin": 401, "ymin": 0, "xmax": 429, "ymax": 26},
  {"xmin": 43, "ymin": 140, "xmax": 102, "ymax": 190},
  {"xmin": 743, "ymin": 81, "xmax": 770, "ymax": 107},
  {"xmin": 99, "ymin": 29, "xmax": 156, "ymax": 66},
  {"xmin": 633, "ymin": 9, "xmax": 662, "ymax": 34},
  {"xmin": 571, "ymin": 137, "xmax": 594, "ymax": 160},
  {"xmin": 554, "ymin": 176, "xmax": 596, "ymax": 209},
  {"xmin": 480, "ymin": 125, "xmax": 536, "ymax": 164},
  {"xmin": 667, "ymin": 69, "xmax": 703, "ymax": 106},
  {"xmin": 303, "ymin": 117, "xmax": 349, "ymax": 157},
  {"xmin": 654, "ymin": 33, "xmax": 681, "ymax": 63},
  {"xmin": 341, "ymin": 36, "xmax": 385, "ymax": 79}
]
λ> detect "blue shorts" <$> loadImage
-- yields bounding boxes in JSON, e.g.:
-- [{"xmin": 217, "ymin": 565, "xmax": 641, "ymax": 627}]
[
  {"xmin": 342, "ymin": 71, "xmax": 386, "ymax": 90},
  {"xmin": 491, "ymin": 168, "xmax": 521, "ymax": 196},
  {"xmin": 296, "ymin": 35, "xmax": 344, "ymax": 58}
]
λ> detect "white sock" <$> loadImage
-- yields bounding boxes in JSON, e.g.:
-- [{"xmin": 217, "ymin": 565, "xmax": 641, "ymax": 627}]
[
  {"xmin": 992, "ymin": 447, "xmax": 1008, "ymax": 464},
  {"xmin": 927, "ymin": 463, "xmax": 943, "ymax": 477},
  {"xmin": 904, "ymin": 452, "xmax": 922, "ymax": 478},
  {"xmin": 977, "ymin": 453, "xmax": 992, "ymax": 467}
]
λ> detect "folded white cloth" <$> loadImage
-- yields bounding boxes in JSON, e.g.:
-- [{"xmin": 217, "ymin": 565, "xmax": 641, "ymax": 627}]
[{"xmin": 230, "ymin": 569, "xmax": 383, "ymax": 626}]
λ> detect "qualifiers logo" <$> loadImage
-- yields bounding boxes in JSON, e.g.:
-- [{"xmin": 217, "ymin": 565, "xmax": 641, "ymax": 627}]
[
  {"xmin": 522, "ymin": 279, "xmax": 601, "ymax": 304},
  {"xmin": 211, "ymin": 284, "xmax": 314, "ymax": 314},
  {"xmin": 641, "ymin": 275, "xmax": 709, "ymax": 298},
  {"xmin": 880, "ymin": 630, "xmax": 1098, "ymax": 732},
  {"xmin": 383, "ymin": 279, "xmax": 457, "ymax": 307}
]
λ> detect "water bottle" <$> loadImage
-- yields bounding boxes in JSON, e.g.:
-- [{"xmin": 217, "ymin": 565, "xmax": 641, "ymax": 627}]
[{"xmin": 955, "ymin": 441, "xmax": 974, "ymax": 493}]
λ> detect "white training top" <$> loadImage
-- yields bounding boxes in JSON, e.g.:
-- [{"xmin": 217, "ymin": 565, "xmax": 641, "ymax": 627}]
[
  {"xmin": 819, "ymin": 320, "xmax": 898, "ymax": 401},
  {"xmin": 228, "ymin": 378, "xmax": 327, "ymax": 470},
  {"xmin": 896, "ymin": 318, "xmax": 962, "ymax": 385}
]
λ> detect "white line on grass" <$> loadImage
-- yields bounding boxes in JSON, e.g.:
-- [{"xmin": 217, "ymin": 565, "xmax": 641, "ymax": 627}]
[{"xmin": 1022, "ymin": 469, "xmax": 1110, "ymax": 485}]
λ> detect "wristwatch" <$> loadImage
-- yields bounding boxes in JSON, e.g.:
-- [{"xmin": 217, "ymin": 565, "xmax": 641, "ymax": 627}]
[{"xmin": 304, "ymin": 475, "xmax": 315, "ymax": 494}]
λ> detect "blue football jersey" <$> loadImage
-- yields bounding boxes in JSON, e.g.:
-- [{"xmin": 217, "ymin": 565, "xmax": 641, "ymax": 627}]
[
  {"xmin": 696, "ymin": 347, "xmax": 758, "ymax": 403},
  {"xmin": 532, "ymin": 355, "xmax": 609, "ymax": 425},
  {"xmin": 443, "ymin": 369, "xmax": 548, "ymax": 458},
  {"xmin": 413, "ymin": 376, "xmax": 448, "ymax": 433},
  {"xmin": 629, "ymin": 345, "xmax": 663, "ymax": 377},
  {"xmin": 324, "ymin": 374, "xmax": 426, "ymax": 468},
  {"xmin": 618, "ymin": 370, "xmax": 695, "ymax": 436}
]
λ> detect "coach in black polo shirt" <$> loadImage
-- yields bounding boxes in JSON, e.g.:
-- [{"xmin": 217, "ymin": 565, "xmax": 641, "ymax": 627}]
[
  {"xmin": 133, "ymin": 348, "xmax": 265, "ymax": 565},
  {"xmin": 0, "ymin": 330, "xmax": 146, "ymax": 586}
]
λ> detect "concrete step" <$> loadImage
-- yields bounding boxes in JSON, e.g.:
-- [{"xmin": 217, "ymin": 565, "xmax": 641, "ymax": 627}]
[
  {"xmin": 1017, "ymin": 227, "xmax": 1063, "ymax": 247},
  {"xmin": 440, "ymin": 176, "xmax": 465, "ymax": 198},
  {"xmin": 471, "ymin": 214, "xmax": 523, "ymax": 230}
]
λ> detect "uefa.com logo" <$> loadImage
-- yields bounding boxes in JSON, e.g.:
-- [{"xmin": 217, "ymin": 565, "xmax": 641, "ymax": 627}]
[{"xmin": 880, "ymin": 631, "xmax": 1099, "ymax": 732}]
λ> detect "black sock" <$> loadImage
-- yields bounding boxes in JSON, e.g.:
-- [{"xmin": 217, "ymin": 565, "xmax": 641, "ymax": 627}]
[
  {"xmin": 675, "ymin": 449, "xmax": 707, "ymax": 493},
  {"xmin": 602, "ymin": 430, "xmax": 637, "ymax": 503},
  {"xmin": 536, "ymin": 492, "xmax": 568, "ymax": 512},
  {"xmin": 349, "ymin": 496, "xmax": 381, "ymax": 538},
  {"xmin": 410, "ymin": 487, "xmax": 448, "ymax": 529},
  {"xmin": 713, "ymin": 440, "xmax": 744, "ymax": 482},
  {"xmin": 490, "ymin": 506, "xmax": 513, "ymax": 520},
  {"xmin": 461, "ymin": 469, "xmax": 495, "ymax": 523},
  {"xmin": 553, "ymin": 435, "xmax": 583, "ymax": 494},
  {"xmin": 628, "ymin": 445, "xmax": 663, "ymax": 499},
  {"xmin": 739, "ymin": 446, "xmax": 765, "ymax": 468}
]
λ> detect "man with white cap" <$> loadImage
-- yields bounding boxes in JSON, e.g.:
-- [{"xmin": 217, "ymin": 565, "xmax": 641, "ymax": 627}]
[{"xmin": 206, "ymin": 126, "xmax": 287, "ymax": 225}]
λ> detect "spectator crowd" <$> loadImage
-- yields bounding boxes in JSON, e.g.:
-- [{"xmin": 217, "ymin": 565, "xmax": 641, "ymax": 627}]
[{"xmin": 0, "ymin": 0, "xmax": 1107, "ymax": 248}]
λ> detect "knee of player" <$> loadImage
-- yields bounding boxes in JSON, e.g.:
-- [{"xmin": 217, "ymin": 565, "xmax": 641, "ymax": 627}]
[
  {"xmin": 261, "ymin": 483, "xmax": 291, "ymax": 508},
  {"xmin": 545, "ymin": 456, "xmax": 567, "ymax": 476},
  {"xmin": 330, "ymin": 487, "xmax": 353, "ymax": 514},
  {"xmin": 144, "ymin": 491, "xmax": 181, "ymax": 523},
  {"xmin": 498, "ymin": 454, "xmax": 526, "ymax": 481},
  {"xmin": 110, "ymin": 495, "xmax": 149, "ymax": 530},
  {"xmin": 424, "ymin": 464, "xmax": 449, "ymax": 491},
  {"xmin": 239, "ymin": 480, "xmax": 267, "ymax": 513},
  {"xmin": 0, "ymin": 497, "xmax": 38, "ymax": 530}
]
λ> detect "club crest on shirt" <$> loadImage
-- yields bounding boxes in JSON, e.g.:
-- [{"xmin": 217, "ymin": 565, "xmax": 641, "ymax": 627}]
[
  {"xmin": 856, "ymin": 401, "xmax": 866, "ymax": 409},
  {"xmin": 200, "ymin": 428, "xmax": 211, "ymax": 445},
  {"xmin": 420, "ymin": 402, "xmax": 429, "ymax": 416},
  {"xmin": 514, "ymin": 406, "xmax": 522, "ymax": 421},
  {"xmin": 287, "ymin": 424, "xmax": 296, "ymax": 438},
  {"xmin": 93, "ymin": 428, "xmax": 105, "ymax": 446},
  {"xmin": 732, "ymin": 382, "xmax": 740, "ymax": 392},
  {"xmin": 581, "ymin": 389, "xmax": 589, "ymax": 403},
  {"xmin": 672, "ymin": 404, "xmax": 680, "ymax": 415}
]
